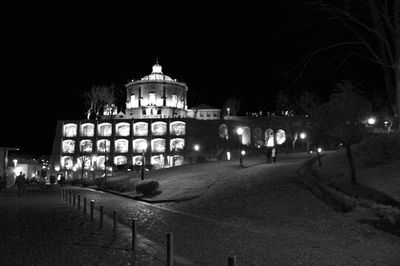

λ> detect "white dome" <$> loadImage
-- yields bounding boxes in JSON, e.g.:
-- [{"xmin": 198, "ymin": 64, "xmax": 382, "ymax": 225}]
[{"xmin": 141, "ymin": 63, "xmax": 173, "ymax": 81}]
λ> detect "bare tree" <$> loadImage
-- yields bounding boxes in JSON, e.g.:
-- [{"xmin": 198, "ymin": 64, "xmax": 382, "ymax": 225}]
[
  {"xmin": 84, "ymin": 85, "xmax": 116, "ymax": 120},
  {"xmin": 293, "ymin": 0, "xmax": 400, "ymax": 127}
]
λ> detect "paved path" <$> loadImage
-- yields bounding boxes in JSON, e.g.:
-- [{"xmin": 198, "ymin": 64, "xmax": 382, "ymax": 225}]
[{"xmin": 70, "ymin": 154, "xmax": 400, "ymax": 265}]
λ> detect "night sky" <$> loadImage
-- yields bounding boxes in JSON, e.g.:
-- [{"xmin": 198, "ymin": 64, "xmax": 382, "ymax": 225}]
[{"xmin": 1, "ymin": 2, "xmax": 382, "ymax": 156}]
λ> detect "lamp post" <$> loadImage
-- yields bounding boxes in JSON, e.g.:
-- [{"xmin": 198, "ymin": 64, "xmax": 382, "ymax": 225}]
[
  {"xmin": 316, "ymin": 147, "xmax": 322, "ymax": 166},
  {"xmin": 237, "ymin": 127, "xmax": 244, "ymax": 167},
  {"xmin": 300, "ymin": 132, "xmax": 306, "ymax": 152}
]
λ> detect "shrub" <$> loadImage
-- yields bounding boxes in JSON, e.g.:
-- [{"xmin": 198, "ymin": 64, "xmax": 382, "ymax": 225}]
[{"xmin": 135, "ymin": 180, "xmax": 159, "ymax": 195}]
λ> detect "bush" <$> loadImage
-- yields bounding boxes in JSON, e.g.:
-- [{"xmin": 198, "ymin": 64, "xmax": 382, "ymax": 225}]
[
  {"xmin": 135, "ymin": 180, "xmax": 159, "ymax": 195},
  {"xmin": 103, "ymin": 182, "xmax": 137, "ymax": 192}
]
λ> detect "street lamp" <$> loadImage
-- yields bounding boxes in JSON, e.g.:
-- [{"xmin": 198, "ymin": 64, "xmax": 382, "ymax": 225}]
[
  {"xmin": 367, "ymin": 117, "xmax": 376, "ymax": 125},
  {"xmin": 227, "ymin": 108, "xmax": 230, "ymax": 116},
  {"xmin": 300, "ymin": 132, "xmax": 307, "ymax": 151},
  {"xmin": 316, "ymin": 147, "xmax": 322, "ymax": 166},
  {"xmin": 193, "ymin": 144, "xmax": 200, "ymax": 151},
  {"xmin": 237, "ymin": 127, "xmax": 244, "ymax": 167}
]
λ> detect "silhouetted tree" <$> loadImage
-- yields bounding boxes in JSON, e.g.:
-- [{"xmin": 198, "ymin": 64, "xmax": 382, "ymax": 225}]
[{"xmin": 84, "ymin": 85, "xmax": 116, "ymax": 120}]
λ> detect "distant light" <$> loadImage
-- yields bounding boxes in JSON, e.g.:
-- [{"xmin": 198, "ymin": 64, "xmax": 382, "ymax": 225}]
[
  {"xmin": 241, "ymin": 150, "xmax": 246, "ymax": 155},
  {"xmin": 309, "ymin": 151, "xmax": 313, "ymax": 154},
  {"xmin": 237, "ymin": 127, "xmax": 243, "ymax": 135},
  {"xmin": 367, "ymin": 117, "xmax": 376, "ymax": 125},
  {"xmin": 193, "ymin": 144, "xmax": 200, "ymax": 151},
  {"xmin": 227, "ymin": 151, "xmax": 231, "ymax": 160},
  {"xmin": 317, "ymin": 148, "xmax": 322, "ymax": 153},
  {"xmin": 13, "ymin": 159, "xmax": 18, "ymax": 167},
  {"xmin": 55, "ymin": 166, "xmax": 60, "ymax": 172},
  {"xmin": 300, "ymin": 132, "xmax": 306, "ymax": 139},
  {"xmin": 257, "ymin": 145, "xmax": 261, "ymax": 148}
]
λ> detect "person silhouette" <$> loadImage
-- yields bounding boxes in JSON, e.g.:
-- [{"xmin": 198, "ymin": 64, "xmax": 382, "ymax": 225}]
[{"xmin": 14, "ymin": 172, "xmax": 26, "ymax": 196}]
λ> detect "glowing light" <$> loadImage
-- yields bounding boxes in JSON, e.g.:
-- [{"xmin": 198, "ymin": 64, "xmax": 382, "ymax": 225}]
[
  {"xmin": 227, "ymin": 151, "xmax": 231, "ymax": 160},
  {"xmin": 367, "ymin": 117, "xmax": 376, "ymax": 125},
  {"xmin": 13, "ymin": 159, "xmax": 18, "ymax": 167},
  {"xmin": 241, "ymin": 150, "xmax": 246, "ymax": 155},
  {"xmin": 55, "ymin": 166, "xmax": 60, "ymax": 172},
  {"xmin": 300, "ymin": 132, "xmax": 306, "ymax": 139},
  {"xmin": 72, "ymin": 166, "xmax": 77, "ymax": 172},
  {"xmin": 309, "ymin": 151, "xmax": 313, "ymax": 154},
  {"xmin": 194, "ymin": 144, "xmax": 200, "ymax": 151},
  {"xmin": 237, "ymin": 127, "xmax": 243, "ymax": 135},
  {"xmin": 317, "ymin": 148, "xmax": 322, "ymax": 153}
]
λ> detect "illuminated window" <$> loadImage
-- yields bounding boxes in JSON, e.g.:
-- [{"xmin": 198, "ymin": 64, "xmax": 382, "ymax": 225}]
[
  {"xmin": 276, "ymin": 129, "xmax": 286, "ymax": 145},
  {"xmin": 134, "ymin": 122, "xmax": 148, "ymax": 136},
  {"xmin": 170, "ymin": 121, "xmax": 185, "ymax": 136},
  {"xmin": 149, "ymin": 92, "xmax": 156, "ymax": 106},
  {"xmin": 133, "ymin": 139, "xmax": 147, "ymax": 153},
  {"xmin": 168, "ymin": 155, "xmax": 184, "ymax": 167},
  {"xmin": 151, "ymin": 154, "xmax": 165, "ymax": 169},
  {"xmin": 242, "ymin": 127, "xmax": 251, "ymax": 146},
  {"xmin": 78, "ymin": 156, "xmax": 91, "ymax": 169},
  {"xmin": 97, "ymin": 156, "xmax": 110, "ymax": 170},
  {"xmin": 114, "ymin": 155, "xmax": 127, "ymax": 165},
  {"xmin": 97, "ymin": 139, "xmax": 110, "ymax": 153},
  {"xmin": 171, "ymin": 94, "xmax": 178, "ymax": 107},
  {"xmin": 115, "ymin": 139, "xmax": 128, "ymax": 153},
  {"xmin": 170, "ymin": 138, "xmax": 185, "ymax": 152},
  {"xmin": 62, "ymin": 140, "xmax": 75, "ymax": 153},
  {"xmin": 63, "ymin": 123, "xmax": 77, "ymax": 137},
  {"xmin": 61, "ymin": 156, "xmax": 73, "ymax": 170},
  {"xmin": 151, "ymin": 138, "xmax": 166, "ymax": 153},
  {"xmin": 254, "ymin": 127, "xmax": 263, "ymax": 147},
  {"xmin": 98, "ymin": 123, "xmax": 112, "ymax": 136},
  {"xmin": 130, "ymin": 94, "xmax": 137, "ymax": 108},
  {"xmin": 265, "ymin": 128, "xmax": 274, "ymax": 147},
  {"xmin": 152, "ymin": 121, "xmax": 167, "ymax": 136},
  {"xmin": 80, "ymin": 140, "xmax": 93, "ymax": 153},
  {"xmin": 116, "ymin": 123, "xmax": 130, "ymax": 137},
  {"xmin": 132, "ymin": 156, "xmax": 143, "ymax": 165},
  {"xmin": 219, "ymin": 124, "xmax": 228, "ymax": 139},
  {"xmin": 80, "ymin": 123, "xmax": 94, "ymax": 137}
]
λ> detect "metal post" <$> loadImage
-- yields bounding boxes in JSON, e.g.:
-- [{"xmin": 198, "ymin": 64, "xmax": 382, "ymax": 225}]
[
  {"xmin": 113, "ymin": 210, "xmax": 117, "ymax": 237},
  {"xmin": 77, "ymin": 195, "xmax": 81, "ymax": 211},
  {"xmin": 131, "ymin": 219, "xmax": 137, "ymax": 254},
  {"xmin": 90, "ymin": 200, "xmax": 94, "ymax": 222},
  {"xmin": 99, "ymin": 206, "xmax": 103, "ymax": 229},
  {"xmin": 317, "ymin": 150, "xmax": 322, "ymax": 166},
  {"xmin": 83, "ymin": 197, "xmax": 87, "ymax": 216},
  {"xmin": 228, "ymin": 256, "xmax": 236, "ymax": 266},
  {"xmin": 68, "ymin": 190, "xmax": 72, "ymax": 204},
  {"xmin": 73, "ymin": 192, "xmax": 76, "ymax": 207},
  {"xmin": 141, "ymin": 152, "xmax": 145, "ymax": 181},
  {"xmin": 167, "ymin": 232, "xmax": 173, "ymax": 266}
]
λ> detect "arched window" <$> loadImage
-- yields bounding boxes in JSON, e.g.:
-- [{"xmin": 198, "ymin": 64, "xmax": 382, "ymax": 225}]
[
  {"xmin": 242, "ymin": 127, "xmax": 251, "ymax": 146},
  {"xmin": 114, "ymin": 155, "xmax": 127, "ymax": 165},
  {"xmin": 170, "ymin": 138, "xmax": 185, "ymax": 152},
  {"xmin": 98, "ymin": 123, "xmax": 112, "ymax": 137},
  {"xmin": 219, "ymin": 124, "xmax": 228, "ymax": 139},
  {"xmin": 151, "ymin": 138, "xmax": 166, "ymax": 153},
  {"xmin": 62, "ymin": 140, "xmax": 75, "ymax": 153},
  {"xmin": 152, "ymin": 121, "xmax": 167, "ymax": 136},
  {"xmin": 97, "ymin": 139, "xmax": 110, "ymax": 153},
  {"xmin": 151, "ymin": 154, "xmax": 165, "ymax": 169},
  {"xmin": 132, "ymin": 156, "xmax": 143, "ymax": 165},
  {"xmin": 116, "ymin": 122, "xmax": 130, "ymax": 137},
  {"xmin": 265, "ymin": 128, "xmax": 274, "ymax": 147},
  {"xmin": 63, "ymin": 123, "xmax": 77, "ymax": 137},
  {"xmin": 168, "ymin": 155, "xmax": 184, "ymax": 167},
  {"xmin": 78, "ymin": 156, "xmax": 91, "ymax": 169},
  {"xmin": 80, "ymin": 140, "xmax": 93, "ymax": 153},
  {"xmin": 115, "ymin": 139, "xmax": 128, "ymax": 153},
  {"xmin": 134, "ymin": 122, "xmax": 148, "ymax": 136},
  {"xmin": 133, "ymin": 139, "xmax": 148, "ymax": 153},
  {"xmin": 253, "ymin": 127, "xmax": 263, "ymax": 147},
  {"xmin": 276, "ymin": 129, "xmax": 286, "ymax": 145},
  {"xmin": 170, "ymin": 121, "xmax": 185, "ymax": 136},
  {"xmin": 80, "ymin": 123, "xmax": 94, "ymax": 137},
  {"xmin": 97, "ymin": 156, "xmax": 110, "ymax": 170},
  {"xmin": 61, "ymin": 156, "xmax": 74, "ymax": 170}
]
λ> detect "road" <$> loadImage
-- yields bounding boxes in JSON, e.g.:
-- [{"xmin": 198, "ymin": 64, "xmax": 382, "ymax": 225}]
[{"xmin": 69, "ymin": 154, "xmax": 400, "ymax": 265}]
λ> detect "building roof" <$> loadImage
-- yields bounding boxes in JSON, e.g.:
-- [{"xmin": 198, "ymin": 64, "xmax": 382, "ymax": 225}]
[
  {"xmin": 141, "ymin": 62, "xmax": 174, "ymax": 81},
  {"xmin": 191, "ymin": 104, "xmax": 220, "ymax": 110}
]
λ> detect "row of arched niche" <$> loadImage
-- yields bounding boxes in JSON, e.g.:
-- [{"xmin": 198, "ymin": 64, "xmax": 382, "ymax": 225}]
[
  {"xmin": 219, "ymin": 124, "xmax": 286, "ymax": 147},
  {"xmin": 61, "ymin": 138, "xmax": 185, "ymax": 154},
  {"xmin": 60, "ymin": 154, "xmax": 185, "ymax": 170},
  {"xmin": 63, "ymin": 121, "xmax": 186, "ymax": 138}
]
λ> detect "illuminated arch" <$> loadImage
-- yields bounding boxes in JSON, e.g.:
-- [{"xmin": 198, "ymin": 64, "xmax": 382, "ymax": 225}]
[
  {"xmin": 80, "ymin": 139, "xmax": 93, "ymax": 153},
  {"xmin": 97, "ymin": 139, "xmax": 110, "ymax": 153},
  {"xmin": 265, "ymin": 128, "xmax": 274, "ymax": 147},
  {"xmin": 242, "ymin": 127, "xmax": 251, "ymax": 146},
  {"xmin": 98, "ymin": 123, "xmax": 112, "ymax": 137},
  {"xmin": 61, "ymin": 156, "xmax": 74, "ymax": 170},
  {"xmin": 115, "ymin": 139, "xmax": 128, "ymax": 153},
  {"xmin": 114, "ymin": 155, "xmax": 127, "ymax": 165},
  {"xmin": 63, "ymin": 123, "xmax": 77, "ymax": 137},
  {"xmin": 253, "ymin": 127, "xmax": 263, "ymax": 147},
  {"xmin": 116, "ymin": 122, "xmax": 130, "ymax": 137},
  {"xmin": 132, "ymin": 155, "xmax": 143, "ymax": 165},
  {"xmin": 134, "ymin": 122, "xmax": 148, "ymax": 136},
  {"xmin": 80, "ymin": 123, "xmax": 94, "ymax": 137},
  {"xmin": 276, "ymin": 129, "xmax": 286, "ymax": 145},
  {"xmin": 168, "ymin": 155, "xmax": 184, "ymax": 167},
  {"xmin": 151, "ymin": 154, "xmax": 165, "ymax": 169},
  {"xmin": 97, "ymin": 156, "xmax": 110, "ymax": 170},
  {"xmin": 62, "ymin": 140, "xmax": 75, "ymax": 153},
  {"xmin": 78, "ymin": 156, "xmax": 91, "ymax": 169},
  {"xmin": 170, "ymin": 121, "xmax": 185, "ymax": 136},
  {"xmin": 152, "ymin": 121, "xmax": 167, "ymax": 136},
  {"xmin": 133, "ymin": 139, "xmax": 148, "ymax": 153},
  {"xmin": 170, "ymin": 138, "xmax": 185, "ymax": 152},
  {"xmin": 219, "ymin": 124, "xmax": 228, "ymax": 139},
  {"xmin": 151, "ymin": 138, "xmax": 166, "ymax": 153}
]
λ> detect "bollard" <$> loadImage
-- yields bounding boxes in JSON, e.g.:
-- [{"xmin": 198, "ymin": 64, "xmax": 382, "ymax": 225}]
[
  {"xmin": 228, "ymin": 256, "xmax": 236, "ymax": 266},
  {"xmin": 167, "ymin": 232, "xmax": 173, "ymax": 266},
  {"xmin": 99, "ymin": 206, "xmax": 103, "ymax": 229},
  {"xmin": 69, "ymin": 190, "xmax": 72, "ymax": 204},
  {"xmin": 77, "ymin": 195, "xmax": 81, "ymax": 211},
  {"xmin": 113, "ymin": 210, "xmax": 117, "ymax": 237},
  {"xmin": 62, "ymin": 189, "xmax": 64, "ymax": 199},
  {"xmin": 90, "ymin": 200, "xmax": 94, "ymax": 222},
  {"xmin": 83, "ymin": 198, "xmax": 87, "ymax": 216},
  {"xmin": 73, "ymin": 192, "xmax": 76, "ymax": 207},
  {"xmin": 131, "ymin": 219, "xmax": 137, "ymax": 254}
]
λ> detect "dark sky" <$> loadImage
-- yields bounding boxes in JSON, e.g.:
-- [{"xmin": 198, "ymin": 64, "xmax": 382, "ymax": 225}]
[{"xmin": 1, "ymin": 2, "xmax": 382, "ymax": 156}]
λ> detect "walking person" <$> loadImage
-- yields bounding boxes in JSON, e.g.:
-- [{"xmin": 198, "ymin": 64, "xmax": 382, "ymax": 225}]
[
  {"xmin": 14, "ymin": 172, "xmax": 26, "ymax": 196},
  {"xmin": 271, "ymin": 147, "xmax": 277, "ymax": 163}
]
